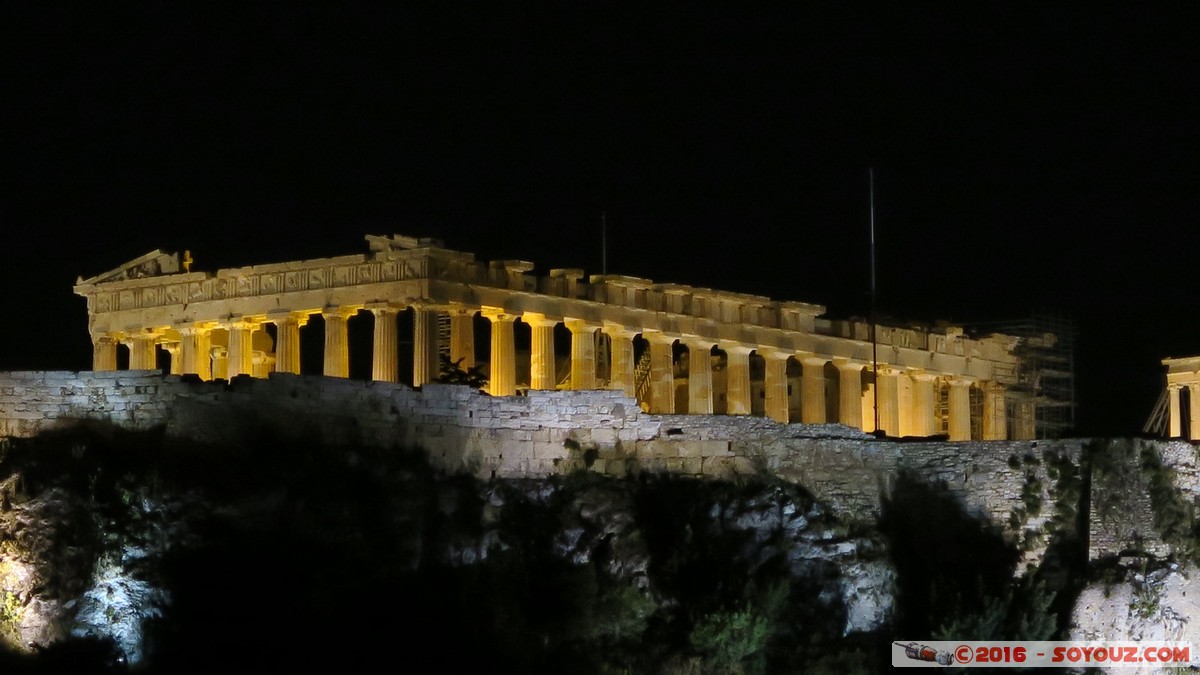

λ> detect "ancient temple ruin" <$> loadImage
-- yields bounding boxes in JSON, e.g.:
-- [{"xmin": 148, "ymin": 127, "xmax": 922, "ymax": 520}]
[
  {"xmin": 74, "ymin": 234, "xmax": 1030, "ymax": 440},
  {"xmin": 1147, "ymin": 356, "xmax": 1200, "ymax": 439}
]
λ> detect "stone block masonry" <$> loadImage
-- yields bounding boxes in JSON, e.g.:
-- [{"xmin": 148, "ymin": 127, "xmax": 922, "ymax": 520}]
[{"xmin": 0, "ymin": 371, "xmax": 1092, "ymax": 569}]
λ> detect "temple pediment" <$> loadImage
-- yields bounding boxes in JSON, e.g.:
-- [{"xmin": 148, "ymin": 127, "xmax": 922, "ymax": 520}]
[{"xmin": 76, "ymin": 250, "xmax": 181, "ymax": 286}]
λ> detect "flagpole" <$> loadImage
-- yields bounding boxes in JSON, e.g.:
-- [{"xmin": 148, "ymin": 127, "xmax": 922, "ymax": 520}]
[{"xmin": 870, "ymin": 167, "xmax": 880, "ymax": 436}]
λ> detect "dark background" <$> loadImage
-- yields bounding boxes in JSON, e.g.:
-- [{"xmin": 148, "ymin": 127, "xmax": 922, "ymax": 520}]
[{"xmin": 3, "ymin": 5, "xmax": 1198, "ymax": 436}]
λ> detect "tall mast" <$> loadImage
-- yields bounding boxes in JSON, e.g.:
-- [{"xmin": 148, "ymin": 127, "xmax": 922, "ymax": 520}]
[
  {"xmin": 602, "ymin": 211, "xmax": 607, "ymax": 275},
  {"xmin": 870, "ymin": 167, "xmax": 880, "ymax": 436}
]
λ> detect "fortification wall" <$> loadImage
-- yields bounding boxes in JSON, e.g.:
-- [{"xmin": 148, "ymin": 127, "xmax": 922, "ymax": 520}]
[{"xmin": 0, "ymin": 371, "xmax": 1081, "ymax": 567}]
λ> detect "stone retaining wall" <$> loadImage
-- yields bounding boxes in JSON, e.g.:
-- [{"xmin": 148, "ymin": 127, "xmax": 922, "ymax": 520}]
[{"xmin": 0, "ymin": 370, "xmax": 1084, "ymax": 567}]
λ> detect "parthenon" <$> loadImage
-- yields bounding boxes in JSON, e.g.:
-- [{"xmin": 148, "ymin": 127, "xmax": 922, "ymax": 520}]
[{"xmin": 74, "ymin": 234, "xmax": 1031, "ymax": 441}]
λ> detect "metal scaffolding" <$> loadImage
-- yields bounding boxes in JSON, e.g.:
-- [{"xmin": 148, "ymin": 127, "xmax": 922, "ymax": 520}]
[{"xmin": 973, "ymin": 313, "xmax": 1077, "ymax": 439}]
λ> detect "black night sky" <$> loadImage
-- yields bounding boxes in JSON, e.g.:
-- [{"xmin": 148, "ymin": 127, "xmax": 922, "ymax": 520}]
[{"xmin": 3, "ymin": 5, "xmax": 1199, "ymax": 436}]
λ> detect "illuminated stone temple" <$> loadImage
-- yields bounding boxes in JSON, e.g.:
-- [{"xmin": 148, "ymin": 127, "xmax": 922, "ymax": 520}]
[
  {"xmin": 74, "ymin": 234, "xmax": 1031, "ymax": 441},
  {"xmin": 1150, "ymin": 356, "xmax": 1200, "ymax": 440}
]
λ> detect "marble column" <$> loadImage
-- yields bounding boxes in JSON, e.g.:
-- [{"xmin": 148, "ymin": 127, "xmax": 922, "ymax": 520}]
[
  {"xmin": 412, "ymin": 305, "xmax": 440, "ymax": 387},
  {"xmin": 522, "ymin": 313, "xmax": 557, "ymax": 390},
  {"xmin": 897, "ymin": 370, "xmax": 915, "ymax": 437},
  {"xmin": 269, "ymin": 313, "xmax": 307, "ymax": 376},
  {"xmin": 251, "ymin": 352, "xmax": 272, "ymax": 378},
  {"xmin": 565, "ymin": 319, "xmax": 599, "ymax": 390},
  {"xmin": 322, "ymin": 309, "xmax": 354, "ymax": 378},
  {"xmin": 603, "ymin": 324, "xmax": 636, "ymax": 399},
  {"xmin": 92, "ymin": 334, "xmax": 118, "ymax": 372},
  {"xmin": 948, "ymin": 378, "xmax": 973, "ymax": 442},
  {"xmin": 645, "ymin": 332, "xmax": 675, "ymax": 414},
  {"xmin": 762, "ymin": 350, "xmax": 789, "ymax": 424},
  {"xmin": 725, "ymin": 346, "xmax": 753, "ymax": 416},
  {"xmin": 226, "ymin": 321, "xmax": 257, "ymax": 378},
  {"xmin": 449, "ymin": 308, "xmax": 476, "ymax": 370},
  {"xmin": 876, "ymin": 366, "xmax": 901, "ymax": 437},
  {"xmin": 127, "ymin": 334, "xmax": 158, "ymax": 371},
  {"xmin": 1169, "ymin": 386, "xmax": 1182, "ymax": 439},
  {"xmin": 163, "ymin": 343, "xmax": 183, "ymax": 375},
  {"xmin": 799, "ymin": 356, "xmax": 827, "ymax": 424},
  {"xmin": 910, "ymin": 373, "xmax": 939, "ymax": 437},
  {"xmin": 369, "ymin": 306, "xmax": 400, "ymax": 383},
  {"xmin": 982, "ymin": 381, "xmax": 1008, "ymax": 440},
  {"xmin": 834, "ymin": 360, "xmax": 863, "ymax": 429},
  {"xmin": 1012, "ymin": 400, "xmax": 1036, "ymax": 441},
  {"xmin": 482, "ymin": 309, "xmax": 518, "ymax": 396},
  {"xmin": 1189, "ymin": 384, "xmax": 1200, "ymax": 442},
  {"xmin": 211, "ymin": 346, "xmax": 228, "ymax": 381},
  {"xmin": 685, "ymin": 339, "xmax": 715, "ymax": 415}
]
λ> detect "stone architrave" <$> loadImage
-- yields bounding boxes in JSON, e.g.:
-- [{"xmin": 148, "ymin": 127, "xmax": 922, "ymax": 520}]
[
  {"xmin": 92, "ymin": 334, "xmax": 119, "ymax": 372},
  {"xmin": 799, "ymin": 356, "xmax": 827, "ymax": 425},
  {"xmin": 685, "ymin": 339, "xmax": 716, "ymax": 415},
  {"xmin": 482, "ymin": 308, "xmax": 518, "ymax": 396},
  {"xmin": 322, "ymin": 309, "xmax": 356, "ymax": 378},
  {"xmin": 834, "ymin": 360, "xmax": 863, "ymax": 429},
  {"xmin": 644, "ymin": 332, "xmax": 675, "ymax": 414},
  {"xmin": 524, "ymin": 313, "xmax": 558, "ymax": 391},
  {"xmin": 565, "ymin": 319, "xmax": 600, "ymax": 390},
  {"xmin": 603, "ymin": 324, "xmax": 637, "ymax": 399},
  {"xmin": 368, "ymin": 305, "xmax": 400, "ymax": 383},
  {"xmin": 724, "ymin": 345, "xmax": 753, "ymax": 416},
  {"xmin": 948, "ymin": 378, "xmax": 973, "ymax": 441},
  {"xmin": 761, "ymin": 349, "xmax": 789, "ymax": 424}
]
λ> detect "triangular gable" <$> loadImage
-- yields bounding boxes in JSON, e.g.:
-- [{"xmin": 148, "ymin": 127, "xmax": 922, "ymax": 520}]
[{"xmin": 76, "ymin": 250, "xmax": 181, "ymax": 285}]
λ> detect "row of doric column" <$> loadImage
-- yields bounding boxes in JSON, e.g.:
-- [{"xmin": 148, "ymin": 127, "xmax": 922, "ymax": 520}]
[
  {"xmin": 1167, "ymin": 383, "xmax": 1200, "ymax": 440},
  {"xmin": 91, "ymin": 304, "xmax": 1004, "ymax": 440}
]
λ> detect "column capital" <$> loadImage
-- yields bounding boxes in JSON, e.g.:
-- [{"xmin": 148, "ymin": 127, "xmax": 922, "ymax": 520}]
[
  {"xmin": 723, "ymin": 344, "xmax": 754, "ymax": 356},
  {"xmin": 641, "ymin": 330, "xmax": 677, "ymax": 346},
  {"xmin": 221, "ymin": 317, "xmax": 264, "ymax": 330},
  {"xmin": 121, "ymin": 327, "xmax": 166, "ymax": 343},
  {"xmin": 684, "ymin": 337, "xmax": 717, "ymax": 351},
  {"xmin": 522, "ymin": 312, "xmax": 560, "ymax": 328},
  {"xmin": 176, "ymin": 321, "xmax": 220, "ymax": 335},
  {"xmin": 756, "ymin": 346, "xmax": 791, "ymax": 361},
  {"xmin": 364, "ymin": 302, "xmax": 403, "ymax": 315},
  {"xmin": 601, "ymin": 321, "xmax": 639, "ymax": 340},
  {"xmin": 446, "ymin": 304, "xmax": 479, "ymax": 317},
  {"xmin": 321, "ymin": 307, "xmax": 359, "ymax": 321},
  {"xmin": 563, "ymin": 318, "xmax": 601, "ymax": 333},
  {"xmin": 798, "ymin": 353, "xmax": 828, "ymax": 368},
  {"xmin": 949, "ymin": 376, "xmax": 976, "ymax": 388},
  {"xmin": 481, "ymin": 307, "xmax": 519, "ymax": 323},
  {"xmin": 832, "ymin": 358, "xmax": 865, "ymax": 372},
  {"xmin": 266, "ymin": 311, "xmax": 312, "ymax": 326}
]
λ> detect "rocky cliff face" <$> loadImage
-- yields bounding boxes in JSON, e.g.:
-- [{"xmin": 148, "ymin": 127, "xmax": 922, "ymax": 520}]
[
  {"xmin": 10, "ymin": 426, "xmax": 1192, "ymax": 674},
  {"xmin": 0, "ymin": 424, "xmax": 904, "ymax": 674}
]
